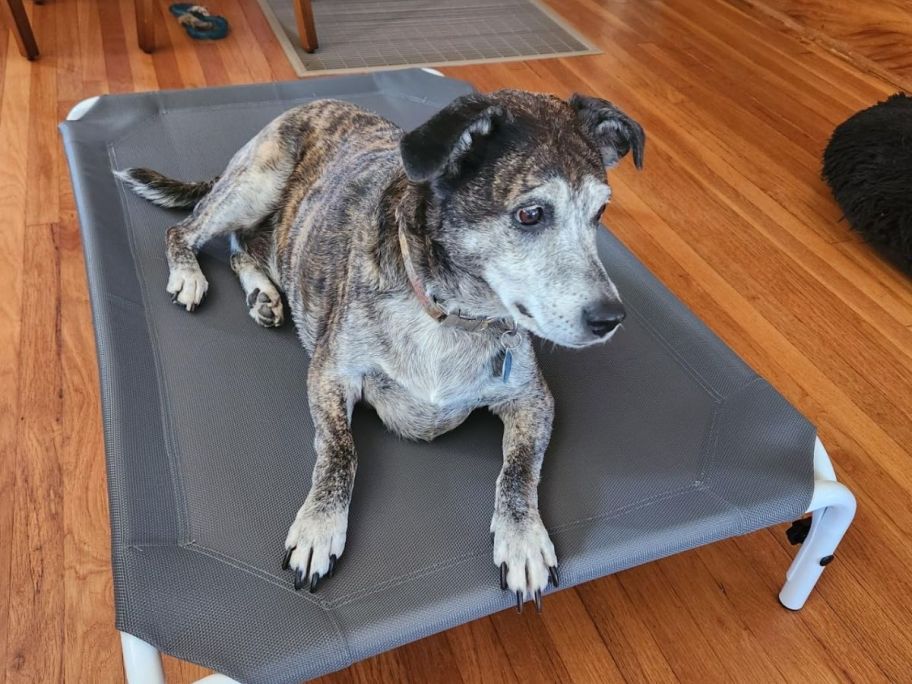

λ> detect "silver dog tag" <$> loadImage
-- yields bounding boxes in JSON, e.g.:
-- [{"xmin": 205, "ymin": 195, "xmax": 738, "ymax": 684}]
[{"xmin": 500, "ymin": 328, "xmax": 520, "ymax": 383}]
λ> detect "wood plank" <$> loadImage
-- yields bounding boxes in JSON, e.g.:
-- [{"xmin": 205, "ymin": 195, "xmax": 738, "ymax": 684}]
[
  {"xmin": 489, "ymin": 606, "xmax": 574, "ymax": 683},
  {"xmin": 0, "ymin": 28, "xmax": 30, "ymax": 684},
  {"xmin": 540, "ymin": 588, "xmax": 625, "ymax": 683},
  {"xmin": 98, "ymin": 0, "xmax": 135, "ymax": 94},
  {"xmin": 24, "ymin": 2, "xmax": 57, "ymax": 226},
  {"xmin": 119, "ymin": 0, "xmax": 159, "ymax": 94},
  {"xmin": 575, "ymin": 577, "xmax": 678, "ymax": 684},
  {"xmin": 734, "ymin": 0, "xmax": 912, "ymax": 91},
  {"xmin": 654, "ymin": 551, "xmax": 795, "ymax": 683},
  {"xmin": 446, "ymin": 617, "xmax": 519, "ymax": 684},
  {"xmin": 5, "ymin": 224, "xmax": 65, "ymax": 684},
  {"xmin": 58, "ymin": 209, "xmax": 122, "ymax": 683},
  {"xmin": 614, "ymin": 563, "xmax": 734, "ymax": 681}
]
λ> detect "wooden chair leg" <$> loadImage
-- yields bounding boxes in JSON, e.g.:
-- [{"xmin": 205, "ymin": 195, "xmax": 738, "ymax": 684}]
[
  {"xmin": 293, "ymin": 0, "xmax": 318, "ymax": 53},
  {"xmin": 1, "ymin": 0, "xmax": 39, "ymax": 60},
  {"xmin": 135, "ymin": 0, "xmax": 155, "ymax": 54}
]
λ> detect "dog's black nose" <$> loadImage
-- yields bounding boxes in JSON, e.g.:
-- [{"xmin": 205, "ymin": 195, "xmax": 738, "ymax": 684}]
[{"xmin": 584, "ymin": 299, "xmax": 626, "ymax": 337}]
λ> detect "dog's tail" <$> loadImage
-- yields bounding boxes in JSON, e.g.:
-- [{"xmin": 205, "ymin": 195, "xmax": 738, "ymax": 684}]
[{"xmin": 114, "ymin": 167, "xmax": 218, "ymax": 209}]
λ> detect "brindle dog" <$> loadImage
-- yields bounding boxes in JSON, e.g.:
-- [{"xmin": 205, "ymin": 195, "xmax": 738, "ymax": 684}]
[{"xmin": 116, "ymin": 88, "xmax": 644, "ymax": 612}]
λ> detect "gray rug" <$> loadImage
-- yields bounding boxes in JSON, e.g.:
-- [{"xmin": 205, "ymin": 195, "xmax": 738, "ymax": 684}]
[{"xmin": 256, "ymin": 0, "xmax": 598, "ymax": 75}]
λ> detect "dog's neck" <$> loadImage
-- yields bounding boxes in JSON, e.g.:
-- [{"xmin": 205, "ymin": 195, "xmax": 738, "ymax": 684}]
[{"xmin": 390, "ymin": 179, "xmax": 514, "ymax": 332}]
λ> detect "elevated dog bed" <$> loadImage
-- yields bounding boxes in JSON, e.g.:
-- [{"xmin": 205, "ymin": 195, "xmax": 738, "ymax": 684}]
[{"xmin": 60, "ymin": 70, "xmax": 855, "ymax": 684}]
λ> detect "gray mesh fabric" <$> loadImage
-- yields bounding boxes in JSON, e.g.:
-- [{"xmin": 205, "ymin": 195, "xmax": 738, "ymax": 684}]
[{"xmin": 60, "ymin": 70, "xmax": 815, "ymax": 684}]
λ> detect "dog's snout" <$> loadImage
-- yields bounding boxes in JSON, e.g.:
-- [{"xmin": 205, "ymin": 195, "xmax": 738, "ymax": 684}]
[{"xmin": 584, "ymin": 299, "xmax": 626, "ymax": 337}]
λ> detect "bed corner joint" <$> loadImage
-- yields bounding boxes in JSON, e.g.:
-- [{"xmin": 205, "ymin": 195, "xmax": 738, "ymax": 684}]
[{"xmin": 778, "ymin": 437, "xmax": 856, "ymax": 611}]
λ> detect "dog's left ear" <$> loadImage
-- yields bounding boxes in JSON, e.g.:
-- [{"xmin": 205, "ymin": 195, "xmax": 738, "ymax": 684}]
[
  {"xmin": 569, "ymin": 94, "xmax": 645, "ymax": 170},
  {"xmin": 400, "ymin": 94, "xmax": 509, "ymax": 183}
]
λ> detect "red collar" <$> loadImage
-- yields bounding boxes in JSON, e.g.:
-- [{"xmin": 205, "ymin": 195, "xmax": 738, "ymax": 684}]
[{"xmin": 397, "ymin": 226, "xmax": 513, "ymax": 333}]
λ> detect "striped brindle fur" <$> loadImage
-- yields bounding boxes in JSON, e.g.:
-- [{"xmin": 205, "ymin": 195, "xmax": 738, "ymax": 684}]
[{"xmin": 116, "ymin": 89, "xmax": 644, "ymax": 610}]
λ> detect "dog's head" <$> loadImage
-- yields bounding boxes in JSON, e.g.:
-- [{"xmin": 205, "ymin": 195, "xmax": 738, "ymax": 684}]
[{"xmin": 400, "ymin": 89, "xmax": 644, "ymax": 348}]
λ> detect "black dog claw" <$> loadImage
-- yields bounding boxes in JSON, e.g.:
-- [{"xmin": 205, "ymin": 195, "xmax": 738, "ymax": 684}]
[
  {"xmin": 500, "ymin": 563, "xmax": 508, "ymax": 590},
  {"xmin": 309, "ymin": 572, "xmax": 321, "ymax": 593},
  {"xmin": 293, "ymin": 569, "xmax": 305, "ymax": 591},
  {"xmin": 304, "ymin": 548, "xmax": 314, "ymax": 579},
  {"xmin": 534, "ymin": 589, "xmax": 542, "ymax": 613},
  {"xmin": 548, "ymin": 566, "xmax": 559, "ymax": 587},
  {"xmin": 329, "ymin": 554, "xmax": 337, "ymax": 577},
  {"xmin": 515, "ymin": 591, "xmax": 523, "ymax": 613},
  {"xmin": 282, "ymin": 547, "xmax": 294, "ymax": 570}
]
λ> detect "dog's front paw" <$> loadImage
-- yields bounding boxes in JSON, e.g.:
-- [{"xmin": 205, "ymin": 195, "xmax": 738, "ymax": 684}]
[
  {"xmin": 282, "ymin": 505, "xmax": 348, "ymax": 592},
  {"xmin": 491, "ymin": 513, "xmax": 558, "ymax": 613},
  {"xmin": 167, "ymin": 265, "xmax": 208, "ymax": 312}
]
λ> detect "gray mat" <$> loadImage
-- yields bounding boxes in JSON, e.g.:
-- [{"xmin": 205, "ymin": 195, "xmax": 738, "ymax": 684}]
[
  {"xmin": 257, "ymin": 0, "xmax": 598, "ymax": 75},
  {"xmin": 60, "ymin": 70, "xmax": 814, "ymax": 683}
]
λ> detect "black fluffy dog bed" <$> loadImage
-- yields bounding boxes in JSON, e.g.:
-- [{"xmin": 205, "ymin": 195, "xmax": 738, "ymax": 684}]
[{"xmin": 823, "ymin": 93, "xmax": 912, "ymax": 274}]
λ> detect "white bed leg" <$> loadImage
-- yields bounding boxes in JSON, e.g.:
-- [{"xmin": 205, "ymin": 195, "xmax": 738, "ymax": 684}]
[
  {"xmin": 121, "ymin": 632, "xmax": 165, "ymax": 684},
  {"xmin": 778, "ymin": 438, "xmax": 856, "ymax": 610},
  {"xmin": 119, "ymin": 631, "xmax": 244, "ymax": 684}
]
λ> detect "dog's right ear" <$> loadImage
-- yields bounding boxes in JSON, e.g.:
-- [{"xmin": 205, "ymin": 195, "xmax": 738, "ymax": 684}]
[{"xmin": 400, "ymin": 94, "xmax": 509, "ymax": 183}]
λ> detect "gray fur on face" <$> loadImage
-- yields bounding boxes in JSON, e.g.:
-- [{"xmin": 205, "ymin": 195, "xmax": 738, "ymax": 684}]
[{"xmin": 115, "ymin": 88, "xmax": 644, "ymax": 606}]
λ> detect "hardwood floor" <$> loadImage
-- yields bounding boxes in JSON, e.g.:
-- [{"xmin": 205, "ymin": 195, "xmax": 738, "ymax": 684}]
[
  {"xmin": 2, "ymin": 0, "xmax": 910, "ymax": 682},
  {"xmin": 737, "ymin": 0, "xmax": 912, "ymax": 92}
]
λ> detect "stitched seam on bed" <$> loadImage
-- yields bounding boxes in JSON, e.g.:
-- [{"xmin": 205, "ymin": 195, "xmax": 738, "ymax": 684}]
[
  {"xmin": 109, "ymin": 144, "xmax": 194, "ymax": 547},
  {"xmin": 327, "ymin": 485, "xmax": 708, "ymax": 608},
  {"xmin": 549, "ymin": 482, "xmax": 701, "ymax": 533},
  {"xmin": 328, "ymin": 551, "xmax": 495, "ymax": 609},
  {"xmin": 701, "ymin": 376, "xmax": 764, "ymax": 488},
  {"xmin": 625, "ymin": 302, "xmax": 727, "ymax": 402},
  {"xmin": 111, "ymin": 369, "xmax": 766, "ymax": 610},
  {"xmin": 696, "ymin": 398, "xmax": 723, "ymax": 486},
  {"xmin": 111, "ymin": 94, "xmax": 366, "ymax": 150},
  {"xmin": 698, "ymin": 376, "xmax": 771, "ymax": 534},
  {"xmin": 107, "ymin": 88, "xmax": 462, "ymax": 151},
  {"xmin": 185, "ymin": 543, "xmax": 328, "ymax": 605},
  {"xmin": 123, "ymin": 483, "xmax": 717, "ymax": 611},
  {"xmin": 103, "ymin": 290, "xmax": 144, "ymax": 308},
  {"xmin": 163, "ymin": 480, "xmax": 705, "ymax": 608}
]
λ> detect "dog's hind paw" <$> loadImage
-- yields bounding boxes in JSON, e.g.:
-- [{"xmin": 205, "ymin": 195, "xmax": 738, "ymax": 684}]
[
  {"xmin": 246, "ymin": 286, "xmax": 284, "ymax": 328},
  {"xmin": 491, "ymin": 513, "xmax": 558, "ymax": 613},
  {"xmin": 282, "ymin": 506, "xmax": 348, "ymax": 592},
  {"xmin": 166, "ymin": 265, "xmax": 208, "ymax": 312}
]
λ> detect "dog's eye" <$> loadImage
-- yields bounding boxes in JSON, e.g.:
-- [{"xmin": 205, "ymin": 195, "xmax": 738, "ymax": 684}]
[
  {"xmin": 515, "ymin": 206, "xmax": 544, "ymax": 226},
  {"xmin": 594, "ymin": 204, "xmax": 607, "ymax": 222}
]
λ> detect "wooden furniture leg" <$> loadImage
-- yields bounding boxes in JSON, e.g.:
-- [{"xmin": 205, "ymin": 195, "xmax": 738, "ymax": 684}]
[
  {"xmin": 293, "ymin": 0, "xmax": 318, "ymax": 53},
  {"xmin": 1, "ymin": 0, "xmax": 39, "ymax": 60},
  {"xmin": 135, "ymin": 0, "xmax": 155, "ymax": 54}
]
